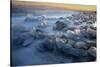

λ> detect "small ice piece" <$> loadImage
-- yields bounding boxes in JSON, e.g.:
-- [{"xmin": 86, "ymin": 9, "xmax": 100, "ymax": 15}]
[
  {"xmin": 92, "ymin": 22, "xmax": 97, "ymax": 28},
  {"xmin": 40, "ymin": 14, "xmax": 48, "ymax": 26},
  {"xmin": 74, "ymin": 27, "xmax": 81, "ymax": 35},
  {"xmin": 26, "ymin": 14, "xmax": 33, "ymax": 19},
  {"xmin": 25, "ymin": 14, "xmax": 34, "ymax": 21},
  {"xmin": 23, "ymin": 38, "xmax": 33, "ymax": 47},
  {"xmin": 56, "ymin": 32, "xmax": 64, "ymax": 37}
]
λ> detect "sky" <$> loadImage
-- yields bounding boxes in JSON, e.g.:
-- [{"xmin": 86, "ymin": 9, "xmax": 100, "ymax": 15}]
[
  {"xmin": 12, "ymin": 0, "xmax": 97, "ymax": 5},
  {"xmin": 12, "ymin": 0, "xmax": 96, "ymax": 11}
]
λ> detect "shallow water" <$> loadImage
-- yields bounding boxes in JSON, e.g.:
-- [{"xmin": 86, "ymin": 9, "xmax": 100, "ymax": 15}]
[{"xmin": 11, "ymin": 14, "xmax": 75, "ymax": 66}]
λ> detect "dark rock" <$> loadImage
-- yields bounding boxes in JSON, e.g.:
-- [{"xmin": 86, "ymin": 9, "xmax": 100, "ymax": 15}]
[
  {"xmin": 30, "ymin": 27, "xmax": 47, "ymax": 39},
  {"xmin": 63, "ymin": 28, "xmax": 68, "ymax": 32},
  {"xmin": 56, "ymin": 38, "xmax": 68, "ymax": 49},
  {"xmin": 54, "ymin": 21, "xmax": 67, "ymax": 30},
  {"xmin": 61, "ymin": 44, "xmax": 89, "ymax": 58},
  {"xmin": 85, "ymin": 40, "xmax": 96, "ymax": 47},
  {"xmin": 87, "ymin": 27, "xmax": 96, "ymax": 39},
  {"xmin": 74, "ymin": 21, "xmax": 81, "ymax": 25},
  {"xmin": 67, "ymin": 26, "xmax": 75, "ymax": 31},
  {"xmin": 40, "ymin": 37, "xmax": 57, "ymax": 51},
  {"xmin": 74, "ymin": 41, "xmax": 88, "ymax": 49},
  {"xmin": 39, "ymin": 37, "xmax": 67, "ymax": 51},
  {"xmin": 88, "ymin": 47, "xmax": 96, "ymax": 57},
  {"xmin": 64, "ymin": 30, "xmax": 77, "ymax": 40},
  {"xmin": 67, "ymin": 39, "xmax": 76, "ymax": 46},
  {"xmin": 59, "ymin": 17, "xmax": 65, "ymax": 19},
  {"xmin": 90, "ymin": 25, "xmax": 96, "ymax": 30}
]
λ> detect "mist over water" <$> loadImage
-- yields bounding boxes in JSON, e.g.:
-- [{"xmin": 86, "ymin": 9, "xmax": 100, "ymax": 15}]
[{"xmin": 11, "ymin": 7, "xmax": 96, "ymax": 66}]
